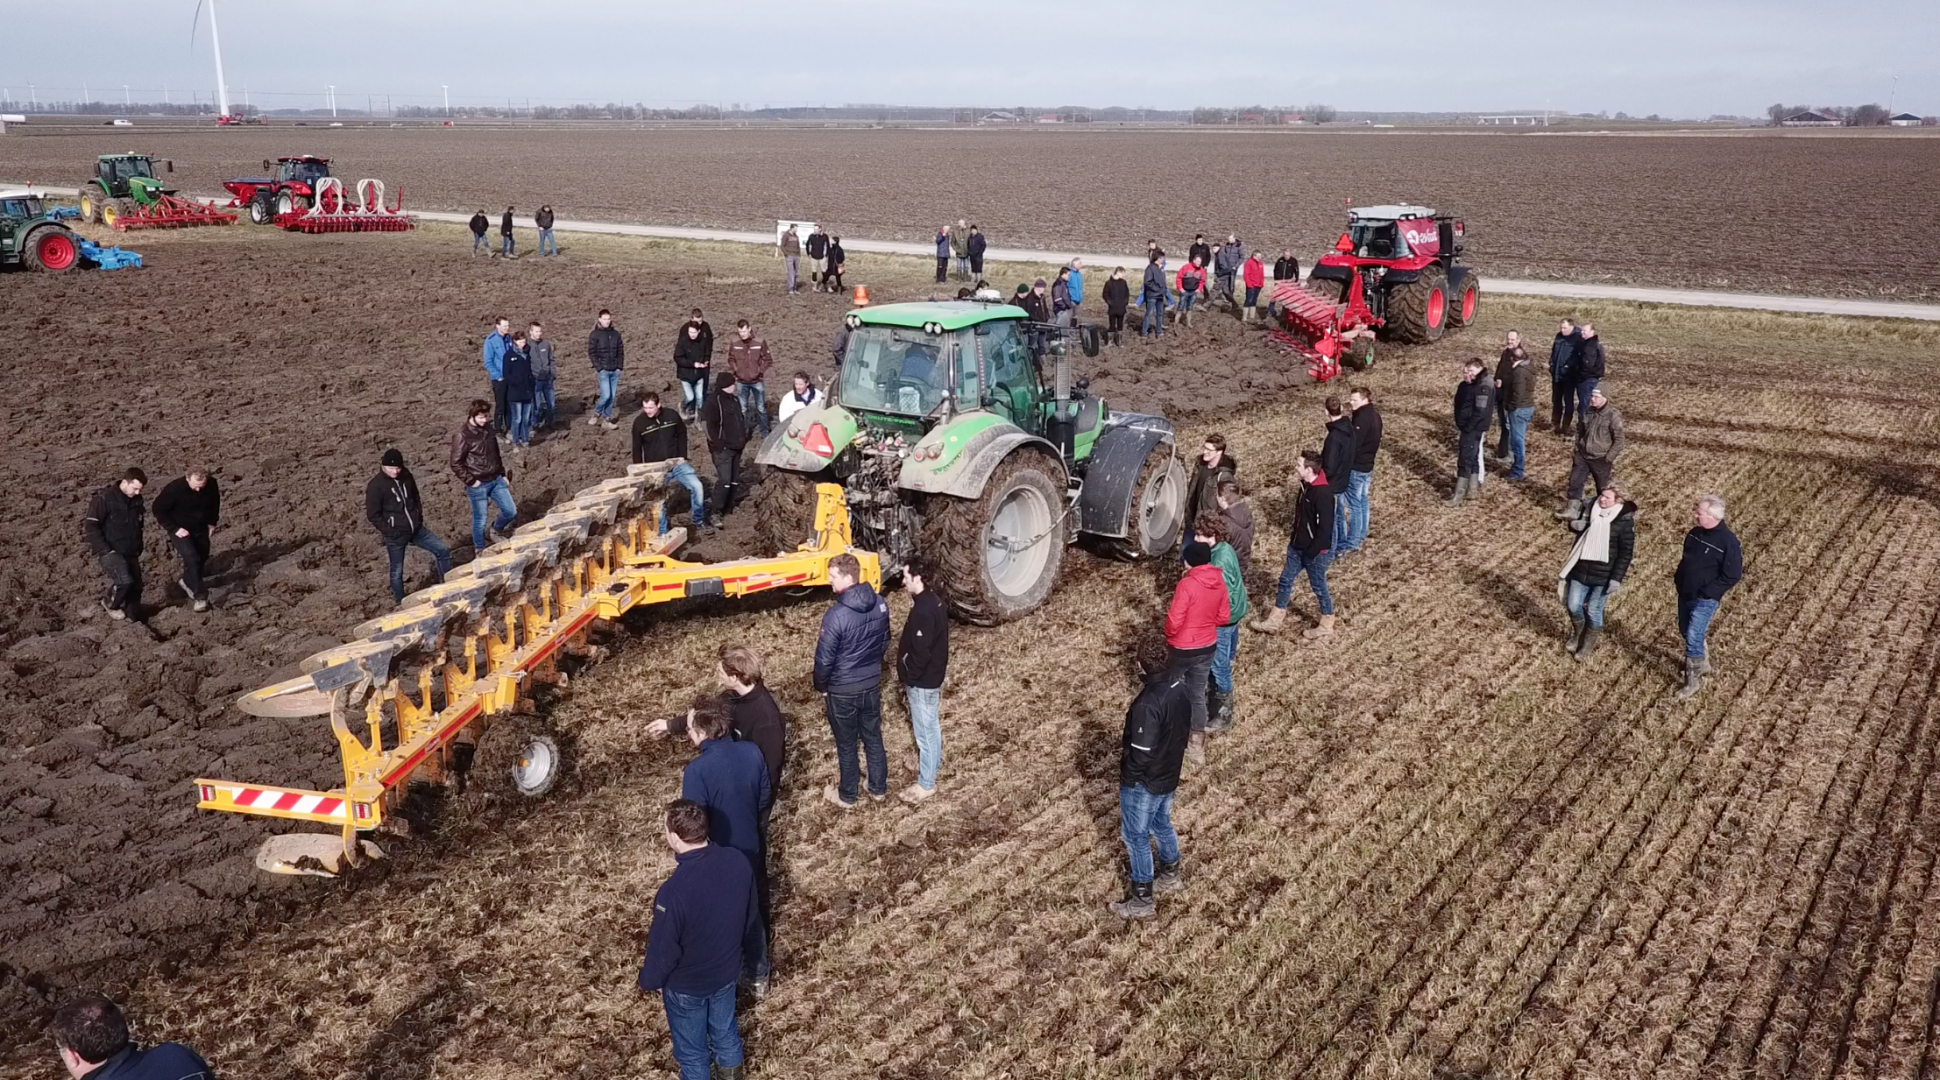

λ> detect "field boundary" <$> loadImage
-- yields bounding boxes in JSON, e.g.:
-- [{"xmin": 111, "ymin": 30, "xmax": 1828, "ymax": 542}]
[{"xmin": 11, "ymin": 180, "xmax": 1940, "ymax": 322}]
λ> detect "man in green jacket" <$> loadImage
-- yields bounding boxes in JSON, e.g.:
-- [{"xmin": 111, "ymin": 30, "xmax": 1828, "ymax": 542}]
[{"xmin": 1192, "ymin": 512, "xmax": 1248, "ymax": 734}]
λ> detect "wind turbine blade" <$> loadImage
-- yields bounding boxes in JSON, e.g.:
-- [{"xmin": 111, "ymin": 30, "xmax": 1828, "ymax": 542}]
[{"xmin": 189, "ymin": 0, "xmax": 204, "ymax": 54}]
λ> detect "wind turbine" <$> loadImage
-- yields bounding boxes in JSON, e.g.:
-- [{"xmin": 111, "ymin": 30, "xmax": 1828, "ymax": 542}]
[{"xmin": 190, "ymin": 0, "xmax": 233, "ymax": 121}]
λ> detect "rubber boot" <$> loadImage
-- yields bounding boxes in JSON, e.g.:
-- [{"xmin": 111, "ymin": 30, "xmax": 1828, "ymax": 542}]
[
  {"xmin": 1565, "ymin": 616, "xmax": 1585, "ymax": 654},
  {"xmin": 1206, "ymin": 689, "xmax": 1234, "ymax": 733},
  {"xmin": 1303, "ymin": 613, "xmax": 1336, "ymax": 640},
  {"xmin": 1445, "ymin": 477, "xmax": 1469, "ymax": 507},
  {"xmin": 1153, "ymin": 858, "xmax": 1184, "ymax": 894},
  {"xmin": 1695, "ymin": 655, "xmax": 1712, "ymax": 676},
  {"xmin": 1110, "ymin": 878, "xmax": 1157, "ymax": 919},
  {"xmin": 1252, "ymin": 606, "xmax": 1289, "ymax": 634},
  {"xmin": 713, "ymin": 1064, "xmax": 745, "ymax": 1080},
  {"xmin": 1673, "ymin": 659, "xmax": 1703, "ymax": 700},
  {"xmin": 1553, "ymin": 497, "xmax": 1583, "ymax": 522},
  {"xmin": 1184, "ymin": 730, "xmax": 1206, "ymax": 767},
  {"xmin": 1574, "ymin": 626, "xmax": 1601, "ymax": 662}
]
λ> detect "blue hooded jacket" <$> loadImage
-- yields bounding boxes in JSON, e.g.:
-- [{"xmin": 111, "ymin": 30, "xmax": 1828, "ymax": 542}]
[
  {"xmin": 813, "ymin": 582, "xmax": 890, "ymax": 694},
  {"xmin": 1068, "ymin": 267, "xmax": 1084, "ymax": 304},
  {"xmin": 482, "ymin": 331, "xmax": 507, "ymax": 381}
]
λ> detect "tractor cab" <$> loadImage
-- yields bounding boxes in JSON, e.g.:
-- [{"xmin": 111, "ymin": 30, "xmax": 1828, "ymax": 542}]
[
  {"xmin": 1343, "ymin": 205, "xmax": 1451, "ymax": 263},
  {"xmin": 0, "ymin": 191, "xmax": 46, "ymax": 220},
  {"xmin": 274, "ymin": 156, "xmax": 332, "ymax": 187},
  {"xmin": 93, "ymin": 154, "xmax": 173, "ymax": 199}
]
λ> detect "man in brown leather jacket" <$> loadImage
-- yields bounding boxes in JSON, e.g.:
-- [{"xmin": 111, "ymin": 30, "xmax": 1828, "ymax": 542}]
[
  {"xmin": 725, "ymin": 321, "xmax": 774, "ymax": 438},
  {"xmin": 450, "ymin": 399, "xmax": 517, "ymax": 552}
]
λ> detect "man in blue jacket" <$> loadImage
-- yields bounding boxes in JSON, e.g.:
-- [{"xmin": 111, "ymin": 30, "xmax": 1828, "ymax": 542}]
[
  {"xmin": 815, "ymin": 553, "xmax": 890, "ymax": 809},
  {"xmin": 679, "ymin": 695, "xmax": 772, "ymax": 996},
  {"xmin": 1673, "ymin": 493, "xmax": 1744, "ymax": 700},
  {"xmin": 638, "ymin": 800, "xmax": 759, "ymax": 1080},
  {"xmin": 51, "ymin": 993, "xmax": 214, "ymax": 1080},
  {"xmin": 482, "ymin": 315, "xmax": 511, "ymax": 435}
]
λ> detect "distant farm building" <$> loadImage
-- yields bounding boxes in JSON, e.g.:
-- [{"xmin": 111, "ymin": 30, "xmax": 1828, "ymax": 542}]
[
  {"xmin": 1889, "ymin": 112, "xmax": 1925, "ymax": 126},
  {"xmin": 1781, "ymin": 111, "xmax": 1841, "ymax": 127},
  {"xmin": 978, "ymin": 111, "xmax": 1018, "ymax": 124},
  {"xmin": 1476, "ymin": 114, "xmax": 1547, "ymax": 126}
]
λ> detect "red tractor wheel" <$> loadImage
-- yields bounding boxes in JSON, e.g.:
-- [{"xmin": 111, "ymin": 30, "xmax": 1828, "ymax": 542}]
[
  {"xmin": 1384, "ymin": 265, "xmax": 1448, "ymax": 345},
  {"xmin": 1448, "ymin": 274, "xmax": 1482, "ymax": 328},
  {"xmin": 22, "ymin": 227, "xmax": 80, "ymax": 273}
]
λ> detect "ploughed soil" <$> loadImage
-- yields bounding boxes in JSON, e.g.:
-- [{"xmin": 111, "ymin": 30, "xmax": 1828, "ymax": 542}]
[
  {"xmin": 7, "ymin": 125, "xmax": 1940, "ymax": 300},
  {"xmin": 9, "ymin": 222, "xmax": 1940, "ymax": 1078}
]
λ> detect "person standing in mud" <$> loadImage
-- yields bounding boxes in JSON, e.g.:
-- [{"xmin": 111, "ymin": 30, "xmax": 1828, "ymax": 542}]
[
  {"xmin": 966, "ymin": 225, "xmax": 986, "ymax": 279},
  {"xmin": 815, "ymin": 553, "xmax": 891, "ymax": 809},
  {"xmin": 499, "ymin": 205, "xmax": 516, "ymax": 257},
  {"xmin": 678, "ymin": 694, "xmax": 772, "ymax": 999},
  {"xmin": 1673, "ymin": 493, "xmax": 1743, "ymax": 700},
  {"xmin": 1109, "ymin": 632, "xmax": 1191, "ymax": 920},
  {"xmin": 1448, "ymin": 358, "xmax": 1494, "ymax": 507},
  {"xmin": 367, "ymin": 449, "xmax": 451, "ymax": 604},
  {"xmin": 450, "ymin": 399, "xmax": 517, "ymax": 552},
  {"xmin": 83, "ymin": 468, "xmax": 147, "ymax": 622},
  {"xmin": 637, "ymin": 799, "xmax": 760, "ymax": 1080},
  {"xmin": 468, "ymin": 209, "xmax": 490, "ymax": 255},
  {"xmin": 152, "ymin": 467, "xmax": 220, "ymax": 613},
  {"xmin": 483, "ymin": 316, "xmax": 511, "ymax": 436},
  {"xmin": 701, "ymin": 373, "xmax": 751, "ymax": 518},
  {"xmin": 1102, "ymin": 267, "xmax": 1130, "ymax": 345}
]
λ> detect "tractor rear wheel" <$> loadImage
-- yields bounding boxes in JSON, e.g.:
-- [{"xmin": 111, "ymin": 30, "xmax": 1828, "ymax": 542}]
[
  {"xmin": 21, "ymin": 227, "xmax": 80, "ymax": 273},
  {"xmin": 751, "ymin": 467, "xmax": 823, "ymax": 556},
  {"xmin": 1098, "ymin": 444, "xmax": 1187, "ymax": 561},
  {"xmin": 1448, "ymin": 272, "xmax": 1482, "ymax": 328},
  {"xmin": 924, "ymin": 450, "xmax": 1065, "ymax": 625},
  {"xmin": 1384, "ymin": 265, "xmax": 1449, "ymax": 344},
  {"xmin": 248, "ymin": 192, "xmax": 275, "ymax": 225}
]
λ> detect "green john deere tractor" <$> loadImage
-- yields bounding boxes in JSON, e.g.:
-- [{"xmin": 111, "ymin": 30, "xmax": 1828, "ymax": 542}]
[
  {"xmin": 76, "ymin": 153, "xmax": 175, "ymax": 226},
  {"xmin": 0, "ymin": 191, "xmax": 82, "ymax": 272},
  {"xmin": 754, "ymin": 300, "xmax": 1187, "ymax": 624}
]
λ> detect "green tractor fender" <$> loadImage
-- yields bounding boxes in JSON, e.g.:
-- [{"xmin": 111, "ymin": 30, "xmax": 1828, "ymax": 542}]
[
  {"xmin": 754, "ymin": 401, "xmax": 858, "ymax": 474},
  {"xmin": 898, "ymin": 423, "xmax": 1062, "ymax": 499},
  {"xmin": 1072, "ymin": 414, "xmax": 1179, "ymax": 540}
]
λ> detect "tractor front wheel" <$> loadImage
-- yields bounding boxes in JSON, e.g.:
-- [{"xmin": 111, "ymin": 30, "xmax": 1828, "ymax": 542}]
[
  {"xmin": 21, "ymin": 227, "xmax": 80, "ymax": 273},
  {"xmin": 1384, "ymin": 265, "xmax": 1449, "ymax": 345},
  {"xmin": 102, "ymin": 199, "xmax": 136, "ymax": 229},
  {"xmin": 924, "ymin": 450, "xmax": 1065, "ymax": 625},
  {"xmin": 1099, "ymin": 444, "xmax": 1187, "ymax": 561},
  {"xmin": 751, "ymin": 466, "xmax": 823, "ymax": 557},
  {"xmin": 1448, "ymin": 273, "xmax": 1482, "ymax": 328}
]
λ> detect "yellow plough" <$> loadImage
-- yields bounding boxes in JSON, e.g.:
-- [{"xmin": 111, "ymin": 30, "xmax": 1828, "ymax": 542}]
[{"xmin": 195, "ymin": 463, "xmax": 877, "ymax": 875}]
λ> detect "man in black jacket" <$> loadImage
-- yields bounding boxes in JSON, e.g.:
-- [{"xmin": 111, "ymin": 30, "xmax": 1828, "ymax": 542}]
[
  {"xmin": 152, "ymin": 468, "xmax": 220, "ymax": 612},
  {"xmin": 535, "ymin": 203, "xmax": 557, "ymax": 256},
  {"xmin": 675, "ymin": 313, "xmax": 712, "ymax": 418},
  {"xmin": 700, "ymin": 374, "xmax": 750, "ymax": 518},
  {"xmin": 1253, "ymin": 453, "xmax": 1337, "ymax": 636},
  {"xmin": 83, "ymin": 468, "xmax": 147, "ymax": 621},
  {"xmin": 366, "ymin": 449, "xmax": 451, "ymax": 603},
  {"xmin": 1673, "ymin": 493, "xmax": 1744, "ymax": 700},
  {"xmin": 1319, "ymin": 396, "xmax": 1357, "ymax": 550},
  {"xmin": 587, "ymin": 309, "xmax": 625, "ymax": 429},
  {"xmin": 499, "ymin": 205, "xmax": 515, "ymax": 257},
  {"xmin": 1549, "ymin": 318, "xmax": 1582, "ymax": 436},
  {"xmin": 1341, "ymin": 387, "xmax": 1382, "ymax": 554},
  {"xmin": 1449, "ymin": 358, "xmax": 1494, "ymax": 507},
  {"xmin": 1573, "ymin": 323, "xmax": 1606, "ymax": 424},
  {"xmin": 815, "ymin": 553, "xmax": 890, "ymax": 809},
  {"xmin": 633, "ymin": 392, "xmax": 708, "ymax": 533},
  {"xmin": 805, "ymin": 224, "xmax": 829, "ymax": 290},
  {"xmin": 468, "ymin": 209, "xmax": 489, "ymax": 255},
  {"xmin": 1110, "ymin": 632, "xmax": 1191, "ymax": 919},
  {"xmin": 896, "ymin": 559, "xmax": 949, "ymax": 803}
]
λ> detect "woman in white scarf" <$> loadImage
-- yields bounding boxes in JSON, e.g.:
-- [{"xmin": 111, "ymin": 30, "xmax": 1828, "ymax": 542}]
[{"xmin": 1558, "ymin": 484, "xmax": 1636, "ymax": 661}]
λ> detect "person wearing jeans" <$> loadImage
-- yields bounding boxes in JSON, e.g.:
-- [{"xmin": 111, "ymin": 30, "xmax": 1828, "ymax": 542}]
[
  {"xmin": 502, "ymin": 332, "xmax": 535, "ymax": 448},
  {"xmin": 1673, "ymin": 493, "xmax": 1743, "ymax": 699},
  {"xmin": 1558, "ymin": 485, "xmax": 1636, "ymax": 661},
  {"xmin": 535, "ymin": 204, "xmax": 557, "ymax": 256},
  {"xmin": 1206, "ymin": 517, "xmax": 1248, "ymax": 733},
  {"xmin": 726, "ymin": 320, "xmax": 774, "ymax": 438},
  {"xmin": 1166, "ymin": 534, "xmax": 1231, "ymax": 767},
  {"xmin": 1254, "ymin": 453, "xmax": 1337, "ymax": 638},
  {"xmin": 587, "ymin": 309, "xmax": 625, "ymax": 428},
  {"xmin": 1573, "ymin": 323, "xmax": 1605, "ymax": 421},
  {"xmin": 896, "ymin": 560, "xmax": 950, "ymax": 802},
  {"xmin": 1341, "ymin": 387, "xmax": 1382, "ymax": 553},
  {"xmin": 1140, "ymin": 255, "xmax": 1168, "ymax": 337},
  {"xmin": 637, "ymin": 800, "xmax": 759, "ymax": 1080},
  {"xmin": 366, "ymin": 450, "xmax": 451, "ymax": 603},
  {"xmin": 528, "ymin": 322, "xmax": 556, "ymax": 430},
  {"xmin": 449, "ymin": 400, "xmax": 517, "ymax": 551},
  {"xmin": 814, "ymin": 554, "xmax": 891, "ymax": 808},
  {"xmin": 1109, "ymin": 632, "xmax": 1191, "ymax": 919},
  {"xmin": 632, "ymin": 392, "xmax": 709, "ymax": 532},
  {"xmin": 499, "ymin": 206, "xmax": 515, "ymax": 256}
]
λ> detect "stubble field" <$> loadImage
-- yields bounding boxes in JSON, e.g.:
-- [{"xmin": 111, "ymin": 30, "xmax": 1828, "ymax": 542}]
[
  {"xmin": 5, "ymin": 218, "xmax": 1940, "ymax": 1078},
  {"xmin": 6, "ymin": 125, "xmax": 1940, "ymax": 299}
]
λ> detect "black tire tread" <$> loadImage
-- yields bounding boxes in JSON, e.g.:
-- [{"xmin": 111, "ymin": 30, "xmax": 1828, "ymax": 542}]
[
  {"xmin": 1448, "ymin": 272, "xmax": 1482, "ymax": 328},
  {"xmin": 750, "ymin": 467, "xmax": 823, "ymax": 557},
  {"xmin": 1384, "ymin": 264, "xmax": 1449, "ymax": 345}
]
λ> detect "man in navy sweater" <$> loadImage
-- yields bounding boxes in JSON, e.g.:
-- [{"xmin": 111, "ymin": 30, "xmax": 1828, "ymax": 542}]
[
  {"xmin": 638, "ymin": 800, "xmax": 760, "ymax": 1080},
  {"xmin": 51, "ymin": 993, "xmax": 213, "ymax": 1080},
  {"xmin": 679, "ymin": 695, "xmax": 772, "ymax": 996}
]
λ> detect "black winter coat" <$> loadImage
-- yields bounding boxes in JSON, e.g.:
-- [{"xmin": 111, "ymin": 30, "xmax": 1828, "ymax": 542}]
[
  {"xmin": 1102, "ymin": 277, "xmax": 1130, "ymax": 313},
  {"xmin": 365, "ymin": 468, "xmax": 425, "ymax": 542},
  {"xmin": 814, "ymin": 583, "xmax": 890, "ymax": 694},
  {"xmin": 966, "ymin": 232, "xmax": 986, "ymax": 259},
  {"xmin": 1273, "ymin": 255, "xmax": 1300, "ymax": 281},
  {"xmin": 805, "ymin": 231, "xmax": 829, "ymax": 259},
  {"xmin": 1292, "ymin": 478, "xmax": 1334, "ymax": 557},
  {"xmin": 1018, "ymin": 291, "xmax": 1051, "ymax": 323},
  {"xmin": 827, "ymin": 242, "xmax": 846, "ymax": 269},
  {"xmin": 1675, "ymin": 522, "xmax": 1744, "ymax": 601},
  {"xmin": 897, "ymin": 589, "xmax": 950, "ymax": 690},
  {"xmin": 502, "ymin": 344, "xmax": 534, "ymax": 403},
  {"xmin": 535, "ymin": 207, "xmax": 555, "ymax": 229},
  {"xmin": 632, "ymin": 410, "xmax": 688, "ymax": 464},
  {"xmin": 469, "ymin": 213, "xmax": 488, "ymax": 237},
  {"xmin": 728, "ymin": 685, "xmax": 786, "ymax": 792},
  {"xmin": 701, "ymin": 389, "xmax": 750, "ymax": 452},
  {"xmin": 83, "ymin": 484, "xmax": 144, "ymax": 557},
  {"xmin": 1320, "ymin": 417, "xmax": 1356, "ymax": 495},
  {"xmin": 674, "ymin": 331, "xmax": 711, "ymax": 379},
  {"xmin": 500, "ymin": 211, "xmax": 513, "ymax": 236},
  {"xmin": 1350, "ymin": 404, "xmax": 1383, "ymax": 472},
  {"xmin": 152, "ymin": 475, "xmax": 221, "ymax": 534},
  {"xmin": 1120, "ymin": 667, "xmax": 1191, "ymax": 795},
  {"xmin": 1454, "ymin": 377, "xmax": 1494, "ymax": 434},
  {"xmin": 1550, "ymin": 330, "xmax": 1581, "ymax": 382},
  {"xmin": 1576, "ymin": 337, "xmax": 1606, "ymax": 381},
  {"xmin": 588, "ymin": 324, "xmax": 625, "ymax": 372},
  {"xmin": 1565, "ymin": 501, "xmax": 1638, "ymax": 587}
]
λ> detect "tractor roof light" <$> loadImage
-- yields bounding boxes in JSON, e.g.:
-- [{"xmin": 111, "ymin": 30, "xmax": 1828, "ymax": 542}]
[
  {"xmin": 803, "ymin": 423, "xmax": 836, "ymax": 458},
  {"xmin": 844, "ymin": 313, "xmax": 860, "ymax": 329},
  {"xmin": 922, "ymin": 321, "xmax": 943, "ymax": 336}
]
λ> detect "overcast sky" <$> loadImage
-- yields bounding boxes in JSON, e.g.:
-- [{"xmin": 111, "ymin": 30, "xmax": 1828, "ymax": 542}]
[{"xmin": 4, "ymin": 0, "xmax": 1934, "ymax": 116}]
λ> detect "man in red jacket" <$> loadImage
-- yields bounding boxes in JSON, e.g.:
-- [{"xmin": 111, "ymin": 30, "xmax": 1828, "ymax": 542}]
[
  {"xmin": 1166, "ymin": 523, "xmax": 1231, "ymax": 766},
  {"xmin": 1241, "ymin": 252, "xmax": 1267, "ymax": 322}
]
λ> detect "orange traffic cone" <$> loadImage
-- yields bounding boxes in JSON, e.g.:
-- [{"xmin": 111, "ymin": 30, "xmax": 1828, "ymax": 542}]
[{"xmin": 853, "ymin": 285, "xmax": 871, "ymax": 307}]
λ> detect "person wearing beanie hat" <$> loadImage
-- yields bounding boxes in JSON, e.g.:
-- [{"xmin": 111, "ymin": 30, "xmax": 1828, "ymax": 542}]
[
  {"xmin": 366, "ymin": 449, "xmax": 450, "ymax": 603},
  {"xmin": 1018, "ymin": 278, "xmax": 1052, "ymax": 323}
]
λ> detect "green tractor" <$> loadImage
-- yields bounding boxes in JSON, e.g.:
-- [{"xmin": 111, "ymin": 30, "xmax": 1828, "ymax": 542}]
[
  {"xmin": 76, "ymin": 153, "xmax": 174, "ymax": 226},
  {"xmin": 0, "ymin": 190, "xmax": 82, "ymax": 272},
  {"xmin": 754, "ymin": 300, "xmax": 1187, "ymax": 624}
]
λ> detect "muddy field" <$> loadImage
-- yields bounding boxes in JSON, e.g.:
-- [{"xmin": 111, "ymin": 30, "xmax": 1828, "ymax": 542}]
[
  {"xmin": 7, "ymin": 126, "xmax": 1940, "ymax": 300},
  {"xmin": 7, "ymin": 222, "xmax": 1940, "ymax": 1078}
]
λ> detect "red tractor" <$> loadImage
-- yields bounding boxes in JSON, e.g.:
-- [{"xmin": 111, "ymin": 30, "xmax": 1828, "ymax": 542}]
[
  {"xmin": 223, "ymin": 156, "xmax": 334, "ymax": 224},
  {"xmin": 1268, "ymin": 204, "xmax": 1482, "ymax": 381}
]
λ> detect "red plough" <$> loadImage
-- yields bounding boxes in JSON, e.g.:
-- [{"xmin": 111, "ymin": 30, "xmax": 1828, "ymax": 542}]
[
  {"xmin": 110, "ymin": 193, "xmax": 237, "ymax": 230},
  {"xmin": 275, "ymin": 177, "xmax": 414, "ymax": 234},
  {"xmin": 1267, "ymin": 265, "xmax": 1379, "ymax": 383}
]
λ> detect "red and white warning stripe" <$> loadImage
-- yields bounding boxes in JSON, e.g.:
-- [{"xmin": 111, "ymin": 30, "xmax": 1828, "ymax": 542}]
[{"xmin": 199, "ymin": 783, "xmax": 349, "ymax": 821}]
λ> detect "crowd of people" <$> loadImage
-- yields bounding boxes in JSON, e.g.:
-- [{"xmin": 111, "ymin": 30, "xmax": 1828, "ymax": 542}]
[{"xmin": 65, "ymin": 224, "xmax": 1751, "ymax": 1080}]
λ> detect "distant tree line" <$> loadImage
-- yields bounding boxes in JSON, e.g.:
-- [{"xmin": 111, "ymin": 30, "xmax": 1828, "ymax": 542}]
[{"xmin": 1189, "ymin": 104, "xmax": 1336, "ymax": 125}]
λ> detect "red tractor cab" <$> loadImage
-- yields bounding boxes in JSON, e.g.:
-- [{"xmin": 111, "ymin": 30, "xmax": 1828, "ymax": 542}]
[
  {"xmin": 223, "ymin": 156, "xmax": 334, "ymax": 224},
  {"xmin": 1304, "ymin": 205, "xmax": 1480, "ymax": 344}
]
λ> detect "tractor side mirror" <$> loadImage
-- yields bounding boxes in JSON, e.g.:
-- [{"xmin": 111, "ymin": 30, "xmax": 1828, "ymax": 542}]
[
  {"xmin": 262, "ymin": 159, "xmax": 272, "ymax": 171},
  {"xmin": 1079, "ymin": 325, "xmax": 1101, "ymax": 358},
  {"xmin": 165, "ymin": 160, "xmax": 174, "ymax": 173}
]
